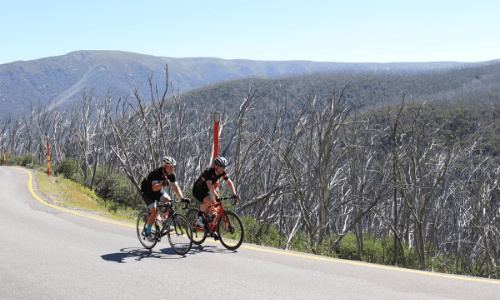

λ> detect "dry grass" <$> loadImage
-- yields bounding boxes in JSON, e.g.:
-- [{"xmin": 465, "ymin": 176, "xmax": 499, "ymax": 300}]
[
  {"xmin": 33, "ymin": 172, "xmax": 141, "ymax": 224},
  {"xmin": 36, "ymin": 173, "xmax": 100, "ymax": 209}
]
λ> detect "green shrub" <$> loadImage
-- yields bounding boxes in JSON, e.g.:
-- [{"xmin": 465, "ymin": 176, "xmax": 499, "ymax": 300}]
[
  {"xmin": 95, "ymin": 172, "xmax": 136, "ymax": 207},
  {"xmin": 55, "ymin": 158, "xmax": 78, "ymax": 179},
  {"xmin": 5, "ymin": 153, "xmax": 22, "ymax": 165},
  {"xmin": 20, "ymin": 153, "xmax": 38, "ymax": 166},
  {"xmin": 70, "ymin": 172, "xmax": 86, "ymax": 186},
  {"xmin": 242, "ymin": 217, "xmax": 262, "ymax": 244},
  {"xmin": 335, "ymin": 233, "xmax": 360, "ymax": 260},
  {"xmin": 241, "ymin": 217, "xmax": 282, "ymax": 247},
  {"xmin": 286, "ymin": 231, "xmax": 310, "ymax": 252}
]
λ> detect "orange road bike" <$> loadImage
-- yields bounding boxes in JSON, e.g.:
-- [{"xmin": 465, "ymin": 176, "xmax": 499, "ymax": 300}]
[
  {"xmin": 136, "ymin": 198, "xmax": 193, "ymax": 255},
  {"xmin": 186, "ymin": 195, "xmax": 244, "ymax": 250}
]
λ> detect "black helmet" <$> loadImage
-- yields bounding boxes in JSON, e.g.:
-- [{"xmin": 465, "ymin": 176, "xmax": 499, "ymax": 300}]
[
  {"xmin": 214, "ymin": 156, "xmax": 228, "ymax": 168},
  {"xmin": 162, "ymin": 156, "xmax": 177, "ymax": 166}
]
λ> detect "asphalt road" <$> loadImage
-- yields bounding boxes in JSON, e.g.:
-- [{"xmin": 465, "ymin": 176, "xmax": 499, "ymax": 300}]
[{"xmin": 1, "ymin": 166, "xmax": 499, "ymax": 300}]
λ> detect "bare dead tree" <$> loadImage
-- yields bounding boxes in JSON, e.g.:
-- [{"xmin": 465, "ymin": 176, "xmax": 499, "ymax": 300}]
[
  {"xmin": 396, "ymin": 102, "xmax": 454, "ymax": 270},
  {"xmin": 74, "ymin": 89, "xmax": 99, "ymax": 186},
  {"xmin": 272, "ymin": 86, "xmax": 358, "ymax": 252}
]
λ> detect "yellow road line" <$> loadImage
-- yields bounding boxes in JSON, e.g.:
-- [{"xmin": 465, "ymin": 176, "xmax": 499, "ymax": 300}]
[
  {"xmin": 240, "ymin": 244, "xmax": 500, "ymax": 285},
  {"xmin": 15, "ymin": 167, "xmax": 135, "ymax": 228},
  {"xmin": 12, "ymin": 167, "xmax": 500, "ymax": 285}
]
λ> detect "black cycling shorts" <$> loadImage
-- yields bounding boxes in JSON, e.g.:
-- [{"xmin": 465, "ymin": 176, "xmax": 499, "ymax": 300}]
[
  {"xmin": 193, "ymin": 188, "xmax": 212, "ymax": 203},
  {"xmin": 141, "ymin": 190, "xmax": 164, "ymax": 206},
  {"xmin": 141, "ymin": 179, "xmax": 162, "ymax": 206}
]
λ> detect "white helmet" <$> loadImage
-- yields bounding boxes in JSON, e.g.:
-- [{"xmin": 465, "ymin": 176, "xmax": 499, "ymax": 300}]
[{"xmin": 162, "ymin": 156, "xmax": 176, "ymax": 166}]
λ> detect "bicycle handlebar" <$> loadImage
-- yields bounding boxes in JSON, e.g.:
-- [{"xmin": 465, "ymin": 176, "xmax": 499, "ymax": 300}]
[
  {"xmin": 140, "ymin": 192, "xmax": 190, "ymax": 210},
  {"xmin": 216, "ymin": 195, "xmax": 239, "ymax": 206},
  {"xmin": 158, "ymin": 198, "xmax": 191, "ymax": 210},
  {"xmin": 181, "ymin": 198, "xmax": 191, "ymax": 210}
]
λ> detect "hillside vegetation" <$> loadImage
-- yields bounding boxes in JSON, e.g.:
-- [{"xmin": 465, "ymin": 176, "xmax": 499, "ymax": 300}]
[
  {"xmin": 2, "ymin": 50, "xmax": 476, "ymax": 119},
  {"xmin": 3, "ymin": 59, "xmax": 500, "ymax": 278},
  {"xmin": 174, "ymin": 60, "xmax": 500, "ymax": 119}
]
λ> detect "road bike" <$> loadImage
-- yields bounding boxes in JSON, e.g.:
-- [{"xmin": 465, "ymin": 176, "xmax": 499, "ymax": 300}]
[
  {"xmin": 136, "ymin": 197, "xmax": 193, "ymax": 255},
  {"xmin": 186, "ymin": 195, "xmax": 244, "ymax": 250}
]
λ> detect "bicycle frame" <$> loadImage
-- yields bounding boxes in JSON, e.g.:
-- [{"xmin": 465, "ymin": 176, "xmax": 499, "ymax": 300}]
[
  {"xmin": 157, "ymin": 199, "xmax": 190, "ymax": 233},
  {"xmin": 137, "ymin": 197, "xmax": 193, "ymax": 254},
  {"xmin": 194, "ymin": 196, "xmax": 235, "ymax": 234}
]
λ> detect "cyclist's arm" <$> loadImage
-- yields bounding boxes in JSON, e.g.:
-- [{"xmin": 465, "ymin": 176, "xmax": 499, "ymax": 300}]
[
  {"xmin": 225, "ymin": 178, "xmax": 239, "ymax": 200},
  {"xmin": 172, "ymin": 183, "xmax": 184, "ymax": 199},
  {"xmin": 152, "ymin": 181, "xmax": 164, "ymax": 192},
  {"xmin": 206, "ymin": 180, "xmax": 218, "ymax": 201}
]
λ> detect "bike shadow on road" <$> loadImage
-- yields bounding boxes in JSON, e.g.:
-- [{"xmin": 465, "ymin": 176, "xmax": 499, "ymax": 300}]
[
  {"xmin": 101, "ymin": 247, "xmax": 189, "ymax": 263},
  {"xmin": 102, "ymin": 242, "xmax": 238, "ymax": 263},
  {"xmin": 190, "ymin": 242, "xmax": 239, "ymax": 254}
]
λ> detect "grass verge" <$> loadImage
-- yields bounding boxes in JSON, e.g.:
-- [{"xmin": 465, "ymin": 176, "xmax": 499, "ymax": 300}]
[{"xmin": 34, "ymin": 171, "xmax": 138, "ymax": 223}]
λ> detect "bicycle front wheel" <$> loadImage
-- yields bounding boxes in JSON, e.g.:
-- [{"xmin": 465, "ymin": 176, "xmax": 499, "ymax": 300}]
[
  {"xmin": 136, "ymin": 211, "xmax": 157, "ymax": 249},
  {"xmin": 167, "ymin": 214, "xmax": 193, "ymax": 255},
  {"xmin": 217, "ymin": 211, "xmax": 244, "ymax": 250},
  {"xmin": 186, "ymin": 208, "xmax": 207, "ymax": 245}
]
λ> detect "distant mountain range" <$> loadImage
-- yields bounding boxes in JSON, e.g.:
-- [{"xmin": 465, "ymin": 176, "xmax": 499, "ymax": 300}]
[{"xmin": 0, "ymin": 50, "xmax": 496, "ymax": 119}]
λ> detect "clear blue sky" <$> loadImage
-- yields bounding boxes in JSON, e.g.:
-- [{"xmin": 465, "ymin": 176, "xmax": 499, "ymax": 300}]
[{"xmin": 1, "ymin": 0, "xmax": 499, "ymax": 65}]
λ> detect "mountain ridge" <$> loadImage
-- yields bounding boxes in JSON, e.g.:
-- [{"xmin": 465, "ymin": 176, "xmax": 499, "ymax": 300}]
[{"xmin": 0, "ymin": 50, "xmax": 497, "ymax": 119}]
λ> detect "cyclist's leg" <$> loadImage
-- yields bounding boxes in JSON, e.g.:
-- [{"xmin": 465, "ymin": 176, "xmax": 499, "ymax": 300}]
[
  {"xmin": 141, "ymin": 191, "xmax": 157, "ymax": 234},
  {"xmin": 147, "ymin": 190, "xmax": 167, "ymax": 225},
  {"xmin": 190, "ymin": 188, "xmax": 208, "ymax": 244},
  {"xmin": 200, "ymin": 194, "xmax": 216, "ymax": 217},
  {"xmin": 137, "ymin": 210, "xmax": 158, "ymax": 249},
  {"xmin": 200, "ymin": 195, "xmax": 218, "ymax": 238},
  {"xmin": 147, "ymin": 202, "xmax": 158, "ymax": 234},
  {"xmin": 160, "ymin": 193, "xmax": 171, "ymax": 219}
]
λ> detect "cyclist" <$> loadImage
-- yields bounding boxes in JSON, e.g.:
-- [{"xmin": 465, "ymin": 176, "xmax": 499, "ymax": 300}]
[
  {"xmin": 141, "ymin": 156, "xmax": 186, "ymax": 242},
  {"xmin": 192, "ymin": 156, "xmax": 240, "ymax": 235}
]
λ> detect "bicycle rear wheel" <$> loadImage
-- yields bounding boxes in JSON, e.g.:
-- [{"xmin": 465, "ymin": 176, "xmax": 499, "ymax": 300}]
[
  {"xmin": 136, "ymin": 211, "xmax": 157, "ymax": 249},
  {"xmin": 186, "ymin": 208, "xmax": 207, "ymax": 245},
  {"xmin": 166, "ymin": 214, "xmax": 193, "ymax": 255},
  {"xmin": 217, "ymin": 211, "xmax": 244, "ymax": 250}
]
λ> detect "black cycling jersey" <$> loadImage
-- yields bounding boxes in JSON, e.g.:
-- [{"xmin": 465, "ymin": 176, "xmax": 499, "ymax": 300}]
[
  {"xmin": 142, "ymin": 167, "xmax": 176, "ymax": 191},
  {"xmin": 141, "ymin": 167, "xmax": 176, "ymax": 205},
  {"xmin": 192, "ymin": 167, "xmax": 228, "ymax": 202}
]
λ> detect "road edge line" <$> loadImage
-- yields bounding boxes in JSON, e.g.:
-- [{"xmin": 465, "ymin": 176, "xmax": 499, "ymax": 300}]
[
  {"xmin": 14, "ymin": 167, "xmax": 135, "ymax": 228},
  {"xmin": 11, "ymin": 166, "xmax": 500, "ymax": 285}
]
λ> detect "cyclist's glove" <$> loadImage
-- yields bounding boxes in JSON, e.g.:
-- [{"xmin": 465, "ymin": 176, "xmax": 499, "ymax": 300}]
[
  {"xmin": 231, "ymin": 194, "xmax": 240, "ymax": 205},
  {"xmin": 181, "ymin": 198, "xmax": 190, "ymax": 209}
]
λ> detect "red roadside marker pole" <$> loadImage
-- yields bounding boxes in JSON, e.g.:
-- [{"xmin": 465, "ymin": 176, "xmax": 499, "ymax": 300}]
[
  {"xmin": 47, "ymin": 141, "xmax": 50, "ymax": 176},
  {"xmin": 213, "ymin": 111, "xmax": 220, "ymax": 189},
  {"xmin": 214, "ymin": 111, "xmax": 220, "ymax": 161},
  {"xmin": 3, "ymin": 149, "xmax": 6, "ymax": 166}
]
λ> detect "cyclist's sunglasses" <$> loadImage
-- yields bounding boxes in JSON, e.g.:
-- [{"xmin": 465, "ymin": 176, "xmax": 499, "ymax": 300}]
[{"xmin": 216, "ymin": 164, "xmax": 225, "ymax": 169}]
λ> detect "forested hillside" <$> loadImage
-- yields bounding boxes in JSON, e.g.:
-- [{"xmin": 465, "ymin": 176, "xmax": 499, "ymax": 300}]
[
  {"xmin": 175, "ymin": 60, "xmax": 500, "ymax": 119},
  {"xmin": 2, "ymin": 50, "xmax": 474, "ymax": 119},
  {"xmin": 3, "ymin": 60, "xmax": 500, "ymax": 278}
]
